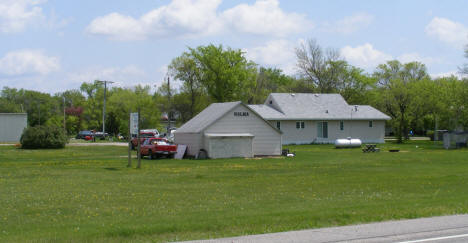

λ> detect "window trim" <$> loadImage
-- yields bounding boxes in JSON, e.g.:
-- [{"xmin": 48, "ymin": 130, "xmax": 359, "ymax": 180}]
[
  {"xmin": 369, "ymin": 120, "xmax": 373, "ymax": 128},
  {"xmin": 296, "ymin": 121, "xmax": 305, "ymax": 130},
  {"xmin": 276, "ymin": 121, "xmax": 281, "ymax": 130},
  {"xmin": 340, "ymin": 121, "xmax": 344, "ymax": 131}
]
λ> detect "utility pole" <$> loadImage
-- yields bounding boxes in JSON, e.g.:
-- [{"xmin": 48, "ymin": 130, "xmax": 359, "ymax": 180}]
[
  {"xmin": 63, "ymin": 96, "xmax": 66, "ymax": 134},
  {"xmin": 167, "ymin": 76, "xmax": 171, "ymax": 134},
  {"xmin": 96, "ymin": 80, "xmax": 114, "ymax": 134},
  {"xmin": 127, "ymin": 109, "xmax": 132, "ymax": 168}
]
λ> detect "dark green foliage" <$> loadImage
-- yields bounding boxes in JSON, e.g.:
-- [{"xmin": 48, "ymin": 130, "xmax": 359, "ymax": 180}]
[
  {"xmin": 426, "ymin": 130, "xmax": 435, "ymax": 141},
  {"xmin": 20, "ymin": 125, "xmax": 68, "ymax": 149}
]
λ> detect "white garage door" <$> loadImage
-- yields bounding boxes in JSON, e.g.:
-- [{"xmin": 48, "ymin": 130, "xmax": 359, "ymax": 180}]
[{"xmin": 205, "ymin": 133, "xmax": 254, "ymax": 159}]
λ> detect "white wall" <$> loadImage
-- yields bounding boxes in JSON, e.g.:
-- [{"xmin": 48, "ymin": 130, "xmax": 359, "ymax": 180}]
[
  {"xmin": 205, "ymin": 136, "xmax": 253, "ymax": 158},
  {"xmin": 271, "ymin": 120, "xmax": 385, "ymax": 144},
  {"xmin": 271, "ymin": 120, "xmax": 317, "ymax": 144},
  {"xmin": 174, "ymin": 132, "xmax": 203, "ymax": 157},
  {"xmin": 0, "ymin": 113, "xmax": 27, "ymax": 142},
  {"xmin": 205, "ymin": 105, "xmax": 282, "ymax": 156}
]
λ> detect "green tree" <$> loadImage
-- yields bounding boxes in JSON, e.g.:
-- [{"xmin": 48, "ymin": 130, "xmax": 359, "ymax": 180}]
[
  {"xmin": 373, "ymin": 60, "xmax": 429, "ymax": 142},
  {"xmin": 460, "ymin": 44, "xmax": 468, "ymax": 76},
  {"xmin": 189, "ymin": 44, "xmax": 256, "ymax": 102},
  {"xmin": 295, "ymin": 39, "xmax": 342, "ymax": 92},
  {"xmin": 168, "ymin": 53, "xmax": 203, "ymax": 118},
  {"xmin": 249, "ymin": 67, "xmax": 295, "ymax": 104},
  {"xmin": 1, "ymin": 87, "xmax": 58, "ymax": 126}
]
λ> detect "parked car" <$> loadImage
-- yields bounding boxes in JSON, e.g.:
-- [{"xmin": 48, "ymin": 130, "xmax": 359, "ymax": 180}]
[
  {"xmin": 76, "ymin": 130, "xmax": 94, "ymax": 139},
  {"xmin": 131, "ymin": 131, "xmax": 159, "ymax": 150},
  {"xmin": 76, "ymin": 130, "xmax": 109, "ymax": 140},
  {"xmin": 141, "ymin": 129, "xmax": 159, "ymax": 136},
  {"xmin": 140, "ymin": 138, "xmax": 178, "ymax": 159},
  {"xmin": 94, "ymin": 132, "xmax": 109, "ymax": 140},
  {"xmin": 166, "ymin": 129, "xmax": 176, "ymax": 142}
]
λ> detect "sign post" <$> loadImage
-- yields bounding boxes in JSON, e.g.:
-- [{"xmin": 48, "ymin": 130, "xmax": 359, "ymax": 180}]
[
  {"xmin": 127, "ymin": 111, "xmax": 134, "ymax": 167},
  {"xmin": 136, "ymin": 108, "xmax": 142, "ymax": 169},
  {"xmin": 130, "ymin": 112, "xmax": 139, "ymax": 136}
]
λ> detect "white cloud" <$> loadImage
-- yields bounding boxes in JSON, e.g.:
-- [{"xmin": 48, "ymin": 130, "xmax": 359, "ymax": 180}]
[
  {"xmin": 244, "ymin": 39, "xmax": 296, "ymax": 74},
  {"xmin": 86, "ymin": 0, "xmax": 223, "ymax": 40},
  {"xmin": 68, "ymin": 65, "xmax": 146, "ymax": 85},
  {"xmin": 221, "ymin": 0, "xmax": 311, "ymax": 37},
  {"xmin": 340, "ymin": 43, "xmax": 440, "ymax": 70},
  {"xmin": 0, "ymin": 0, "xmax": 46, "ymax": 33},
  {"xmin": 425, "ymin": 17, "xmax": 468, "ymax": 48},
  {"xmin": 0, "ymin": 49, "xmax": 60, "ymax": 75},
  {"xmin": 341, "ymin": 43, "xmax": 392, "ymax": 68},
  {"xmin": 86, "ymin": 0, "xmax": 311, "ymax": 40},
  {"xmin": 322, "ymin": 13, "xmax": 374, "ymax": 34},
  {"xmin": 430, "ymin": 70, "xmax": 463, "ymax": 79},
  {"xmin": 397, "ymin": 52, "xmax": 440, "ymax": 65}
]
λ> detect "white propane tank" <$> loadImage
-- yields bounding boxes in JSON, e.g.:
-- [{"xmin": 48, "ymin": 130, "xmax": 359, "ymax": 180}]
[{"xmin": 335, "ymin": 137, "xmax": 362, "ymax": 148}]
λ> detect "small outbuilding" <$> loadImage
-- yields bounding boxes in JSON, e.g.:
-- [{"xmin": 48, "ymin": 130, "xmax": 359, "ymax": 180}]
[
  {"xmin": 174, "ymin": 101, "xmax": 282, "ymax": 158},
  {"xmin": 0, "ymin": 113, "xmax": 27, "ymax": 142}
]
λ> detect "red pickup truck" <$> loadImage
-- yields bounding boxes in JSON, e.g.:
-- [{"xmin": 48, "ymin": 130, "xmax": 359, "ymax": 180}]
[
  {"xmin": 140, "ymin": 138, "xmax": 178, "ymax": 159},
  {"xmin": 131, "ymin": 132, "xmax": 159, "ymax": 150}
]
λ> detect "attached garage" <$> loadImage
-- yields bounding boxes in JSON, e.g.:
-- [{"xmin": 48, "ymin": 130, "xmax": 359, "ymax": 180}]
[
  {"xmin": 205, "ymin": 133, "xmax": 254, "ymax": 159},
  {"xmin": 174, "ymin": 101, "xmax": 282, "ymax": 159}
]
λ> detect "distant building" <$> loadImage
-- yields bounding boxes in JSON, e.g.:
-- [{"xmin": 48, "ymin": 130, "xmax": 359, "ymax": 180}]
[
  {"xmin": 174, "ymin": 101, "xmax": 282, "ymax": 158},
  {"xmin": 0, "ymin": 113, "xmax": 27, "ymax": 142},
  {"xmin": 249, "ymin": 93, "xmax": 391, "ymax": 144}
]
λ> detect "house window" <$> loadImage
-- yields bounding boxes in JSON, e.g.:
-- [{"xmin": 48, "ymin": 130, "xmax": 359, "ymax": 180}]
[
  {"xmin": 369, "ymin": 121, "xmax": 373, "ymax": 127},
  {"xmin": 296, "ymin": 121, "xmax": 305, "ymax": 129},
  {"xmin": 340, "ymin": 121, "xmax": 344, "ymax": 131},
  {"xmin": 317, "ymin": 121, "xmax": 328, "ymax": 138},
  {"xmin": 269, "ymin": 100, "xmax": 272, "ymax": 104},
  {"xmin": 276, "ymin": 121, "xmax": 281, "ymax": 130}
]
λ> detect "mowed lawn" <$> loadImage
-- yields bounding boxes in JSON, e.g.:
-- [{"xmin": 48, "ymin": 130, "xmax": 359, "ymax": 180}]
[{"xmin": 1, "ymin": 142, "xmax": 468, "ymax": 242}]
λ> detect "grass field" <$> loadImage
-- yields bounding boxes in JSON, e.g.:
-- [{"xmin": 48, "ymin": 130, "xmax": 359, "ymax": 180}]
[{"xmin": 1, "ymin": 141, "xmax": 468, "ymax": 242}]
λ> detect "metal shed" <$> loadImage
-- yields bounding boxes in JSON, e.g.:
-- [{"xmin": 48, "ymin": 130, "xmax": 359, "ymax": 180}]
[
  {"xmin": 443, "ymin": 131, "xmax": 468, "ymax": 149},
  {"xmin": 0, "ymin": 113, "xmax": 28, "ymax": 142},
  {"xmin": 174, "ymin": 102, "xmax": 282, "ymax": 159}
]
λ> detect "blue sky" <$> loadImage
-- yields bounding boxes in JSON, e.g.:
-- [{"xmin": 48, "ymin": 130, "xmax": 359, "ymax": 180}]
[{"xmin": 0, "ymin": 0, "xmax": 467, "ymax": 93}]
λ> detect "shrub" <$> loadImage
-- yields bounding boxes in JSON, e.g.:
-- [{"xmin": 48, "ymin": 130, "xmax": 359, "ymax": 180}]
[
  {"xmin": 426, "ymin": 130, "xmax": 434, "ymax": 141},
  {"xmin": 20, "ymin": 125, "xmax": 68, "ymax": 149}
]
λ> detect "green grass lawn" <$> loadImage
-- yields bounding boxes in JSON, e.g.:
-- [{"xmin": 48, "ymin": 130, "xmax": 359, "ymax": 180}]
[{"xmin": 1, "ymin": 141, "xmax": 467, "ymax": 242}]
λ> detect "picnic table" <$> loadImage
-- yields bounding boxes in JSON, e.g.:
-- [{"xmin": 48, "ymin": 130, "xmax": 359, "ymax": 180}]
[{"xmin": 362, "ymin": 144, "xmax": 380, "ymax": 153}]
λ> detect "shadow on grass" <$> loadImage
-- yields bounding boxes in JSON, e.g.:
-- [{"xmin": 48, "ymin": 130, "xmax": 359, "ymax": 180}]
[{"xmin": 104, "ymin": 167, "xmax": 119, "ymax": 171}]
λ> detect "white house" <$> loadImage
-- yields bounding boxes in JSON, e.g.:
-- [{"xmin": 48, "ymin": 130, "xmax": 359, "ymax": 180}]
[
  {"xmin": 0, "ymin": 113, "xmax": 27, "ymax": 142},
  {"xmin": 248, "ymin": 93, "xmax": 391, "ymax": 144},
  {"xmin": 174, "ymin": 101, "xmax": 282, "ymax": 159}
]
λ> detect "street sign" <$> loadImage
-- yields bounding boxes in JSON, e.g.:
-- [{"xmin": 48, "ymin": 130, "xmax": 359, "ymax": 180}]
[{"xmin": 130, "ymin": 112, "xmax": 139, "ymax": 135}]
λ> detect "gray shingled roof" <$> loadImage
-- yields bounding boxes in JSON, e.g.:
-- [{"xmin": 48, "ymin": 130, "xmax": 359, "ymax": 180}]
[
  {"xmin": 248, "ymin": 105, "xmax": 286, "ymax": 119},
  {"xmin": 250, "ymin": 93, "xmax": 390, "ymax": 120},
  {"xmin": 175, "ymin": 101, "xmax": 241, "ymax": 133}
]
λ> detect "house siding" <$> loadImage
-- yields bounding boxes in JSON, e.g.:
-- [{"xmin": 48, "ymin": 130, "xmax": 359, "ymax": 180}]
[
  {"xmin": 271, "ymin": 120, "xmax": 385, "ymax": 144},
  {"xmin": 173, "ymin": 132, "xmax": 203, "ymax": 157},
  {"xmin": 205, "ymin": 105, "xmax": 282, "ymax": 156}
]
